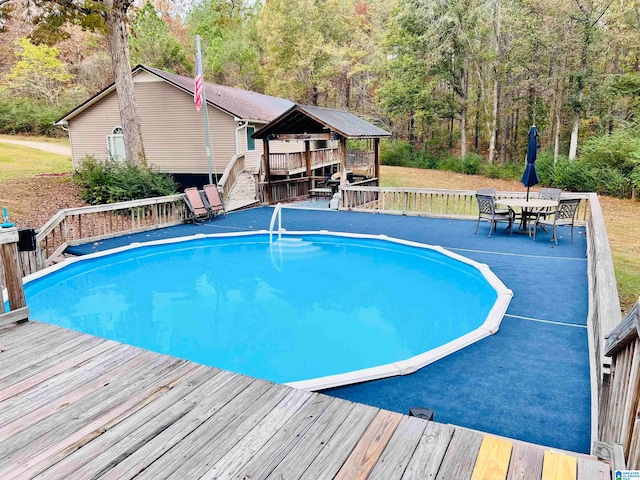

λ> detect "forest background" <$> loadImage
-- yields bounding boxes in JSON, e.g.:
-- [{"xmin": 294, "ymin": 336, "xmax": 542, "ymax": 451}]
[{"xmin": 1, "ymin": 0, "xmax": 640, "ymax": 198}]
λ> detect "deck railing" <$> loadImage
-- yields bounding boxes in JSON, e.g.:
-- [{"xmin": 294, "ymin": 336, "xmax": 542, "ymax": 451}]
[
  {"xmin": 339, "ymin": 186, "xmax": 592, "ymax": 221},
  {"xmin": 346, "ymin": 151, "xmax": 374, "ymax": 167},
  {"xmin": 597, "ymin": 298, "xmax": 640, "ymax": 469},
  {"xmin": 268, "ymin": 148, "xmax": 340, "ymax": 173},
  {"xmin": 219, "ymin": 154, "xmax": 245, "ymax": 201},
  {"xmin": 258, "ymin": 177, "xmax": 310, "ymax": 204},
  {"xmin": 31, "ymin": 195, "xmax": 188, "ymax": 269}
]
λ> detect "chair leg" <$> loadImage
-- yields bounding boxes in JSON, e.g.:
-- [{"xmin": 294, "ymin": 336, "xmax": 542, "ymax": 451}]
[
  {"xmin": 488, "ymin": 220, "xmax": 493, "ymax": 238},
  {"xmin": 552, "ymin": 224, "xmax": 558, "ymax": 245},
  {"xmin": 474, "ymin": 217, "xmax": 480, "ymax": 235},
  {"xmin": 571, "ymin": 224, "xmax": 574, "ymax": 243}
]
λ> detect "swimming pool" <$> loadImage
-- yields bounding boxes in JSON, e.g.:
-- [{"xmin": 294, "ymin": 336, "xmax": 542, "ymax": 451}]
[{"xmin": 20, "ymin": 232, "xmax": 512, "ymax": 390}]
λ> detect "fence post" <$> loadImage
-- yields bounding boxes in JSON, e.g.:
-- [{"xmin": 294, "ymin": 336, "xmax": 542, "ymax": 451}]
[{"xmin": 0, "ymin": 227, "xmax": 29, "ymax": 324}]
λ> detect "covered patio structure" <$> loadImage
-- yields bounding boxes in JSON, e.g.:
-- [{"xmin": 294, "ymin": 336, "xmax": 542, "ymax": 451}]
[{"xmin": 252, "ymin": 105, "xmax": 390, "ymax": 204}]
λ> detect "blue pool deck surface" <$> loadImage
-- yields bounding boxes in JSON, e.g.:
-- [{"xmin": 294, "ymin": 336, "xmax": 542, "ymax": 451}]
[{"xmin": 65, "ymin": 206, "xmax": 591, "ymax": 454}]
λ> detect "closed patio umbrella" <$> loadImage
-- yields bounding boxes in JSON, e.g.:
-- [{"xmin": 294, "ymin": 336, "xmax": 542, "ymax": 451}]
[{"xmin": 522, "ymin": 125, "xmax": 540, "ymax": 201}]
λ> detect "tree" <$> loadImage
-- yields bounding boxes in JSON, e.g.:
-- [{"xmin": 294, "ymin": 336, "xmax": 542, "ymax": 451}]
[
  {"xmin": 1, "ymin": 0, "xmax": 147, "ymax": 166},
  {"xmin": 3, "ymin": 37, "xmax": 72, "ymax": 106},
  {"xmin": 130, "ymin": 1, "xmax": 192, "ymax": 75},
  {"xmin": 187, "ymin": 0, "xmax": 262, "ymax": 90}
]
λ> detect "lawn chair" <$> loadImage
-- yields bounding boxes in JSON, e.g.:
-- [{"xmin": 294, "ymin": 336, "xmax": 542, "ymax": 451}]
[
  {"xmin": 202, "ymin": 184, "xmax": 226, "ymax": 217},
  {"xmin": 184, "ymin": 187, "xmax": 210, "ymax": 223},
  {"xmin": 533, "ymin": 198, "xmax": 580, "ymax": 245},
  {"xmin": 475, "ymin": 193, "xmax": 514, "ymax": 238}
]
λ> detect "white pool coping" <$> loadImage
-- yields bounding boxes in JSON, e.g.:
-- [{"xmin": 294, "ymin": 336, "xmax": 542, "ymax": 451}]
[{"xmin": 19, "ymin": 230, "xmax": 513, "ymax": 392}]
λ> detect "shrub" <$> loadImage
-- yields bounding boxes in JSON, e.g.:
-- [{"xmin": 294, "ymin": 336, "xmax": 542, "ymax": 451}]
[
  {"xmin": 592, "ymin": 166, "xmax": 633, "ymax": 197},
  {"xmin": 380, "ymin": 139, "xmax": 412, "ymax": 166},
  {"xmin": 551, "ymin": 158, "xmax": 596, "ymax": 193},
  {"xmin": 461, "ymin": 154, "xmax": 482, "ymax": 174},
  {"xmin": 437, "ymin": 156, "xmax": 463, "ymax": 173},
  {"xmin": 0, "ymin": 94, "xmax": 70, "ymax": 137},
  {"xmin": 74, "ymin": 156, "xmax": 177, "ymax": 204},
  {"xmin": 580, "ymin": 130, "xmax": 640, "ymax": 175}
]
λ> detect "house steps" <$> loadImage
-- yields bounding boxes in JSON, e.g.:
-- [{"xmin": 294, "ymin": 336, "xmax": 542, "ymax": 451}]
[{"xmin": 224, "ymin": 171, "xmax": 260, "ymax": 211}]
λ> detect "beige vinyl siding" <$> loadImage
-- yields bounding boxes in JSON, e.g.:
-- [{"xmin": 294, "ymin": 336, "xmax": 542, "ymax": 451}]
[{"xmin": 68, "ymin": 79, "xmax": 238, "ymax": 174}]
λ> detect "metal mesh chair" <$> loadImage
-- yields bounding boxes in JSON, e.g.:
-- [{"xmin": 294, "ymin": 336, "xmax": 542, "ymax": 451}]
[
  {"xmin": 475, "ymin": 193, "xmax": 514, "ymax": 237},
  {"xmin": 533, "ymin": 198, "xmax": 580, "ymax": 244},
  {"xmin": 476, "ymin": 188, "xmax": 509, "ymax": 215}
]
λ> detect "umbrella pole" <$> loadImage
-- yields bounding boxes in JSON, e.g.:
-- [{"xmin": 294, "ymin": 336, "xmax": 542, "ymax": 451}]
[{"xmin": 526, "ymin": 186, "xmax": 530, "ymax": 201}]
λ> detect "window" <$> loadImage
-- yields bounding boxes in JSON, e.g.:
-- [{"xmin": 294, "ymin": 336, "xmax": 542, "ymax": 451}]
[
  {"xmin": 246, "ymin": 126, "xmax": 256, "ymax": 151},
  {"xmin": 107, "ymin": 126, "xmax": 125, "ymax": 160}
]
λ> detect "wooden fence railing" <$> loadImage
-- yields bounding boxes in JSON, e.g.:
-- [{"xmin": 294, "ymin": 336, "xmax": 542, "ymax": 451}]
[
  {"xmin": 346, "ymin": 151, "xmax": 374, "ymax": 167},
  {"xmin": 258, "ymin": 177, "xmax": 311, "ymax": 204},
  {"xmin": 339, "ymin": 186, "xmax": 591, "ymax": 221},
  {"xmin": 268, "ymin": 149, "xmax": 340, "ymax": 173},
  {"xmin": 32, "ymin": 195, "xmax": 188, "ymax": 270},
  {"xmin": 0, "ymin": 228, "xmax": 29, "ymax": 326},
  {"xmin": 219, "ymin": 154, "xmax": 245, "ymax": 201},
  {"xmin": 597, "ymin": 298, "xmax": 640, "ymax": 469}
]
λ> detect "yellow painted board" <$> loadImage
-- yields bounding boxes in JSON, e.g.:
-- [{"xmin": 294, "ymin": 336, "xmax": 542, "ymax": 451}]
[
  {"xmin": 471, "ymin": 435, "xmax": 513, "ymax": 480},
  {"xmin": 541, "ymin": 450, "xmax": 577, "ymax": 480}
]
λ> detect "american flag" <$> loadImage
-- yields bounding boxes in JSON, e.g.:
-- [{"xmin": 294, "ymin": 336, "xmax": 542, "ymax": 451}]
[{"xmin": 194, "ymin": 51, "xmax": 203, "ymax": 111}]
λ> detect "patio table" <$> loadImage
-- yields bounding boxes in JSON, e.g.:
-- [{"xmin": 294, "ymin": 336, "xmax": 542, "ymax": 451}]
[{"xmin": 495, "ymin": 198, "xmax": 558, "ymax": 232}]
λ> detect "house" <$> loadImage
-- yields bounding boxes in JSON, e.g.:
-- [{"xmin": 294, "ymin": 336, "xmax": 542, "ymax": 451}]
[
  {"xmin": 55, "ymin": 65, "xmax": 337, "ymax": 189},
  {"xmin": 55, "ymin": 65, "xmax": 389, "ymax": 206}
]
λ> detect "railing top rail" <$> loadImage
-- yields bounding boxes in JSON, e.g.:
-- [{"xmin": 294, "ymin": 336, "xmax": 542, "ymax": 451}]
[
  {"xmin": 340, "ymin": 185, "xmax": 593, "ymax": 198},
  {"xmin": 219, "ymin": 153, "xmax": 244, "ymax": 189},
  {"xmin": 605, "ymin": 299, "xmax": 638, "ymax": 357},
  {"xmin": 588, "ymin": 192, "xmax": 623, "ymax": 336}
]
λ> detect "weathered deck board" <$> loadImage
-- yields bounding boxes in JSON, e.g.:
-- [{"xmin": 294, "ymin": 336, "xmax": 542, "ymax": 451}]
[
  {"xmin": 435, "ymin": 427, "xmax": 484, "ymax": 480},
  {"xmin": 0, "ymin": 322, "xmax": 612, "ymax": 480},
  {"xmin": 402, "ymin": 422, "xmax": 454, "ymax": 480},
  {"xmin": 506, "ymin": 442, "xmax": 544, "ymax": 480},
  {"xmin": 334, "ymin": 409, "xmax": 403, "ymax": 480},
  {"xmin": 368, "ymin": 415, "xmax": 428, "ymax": 480}
]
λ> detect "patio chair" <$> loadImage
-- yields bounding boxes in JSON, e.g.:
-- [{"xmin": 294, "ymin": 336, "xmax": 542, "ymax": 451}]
[
  {"xmin": 474, "ymin": 193, "xmax": 514, "ymax": 238},
  {"xmin": 477, "ymin": 188, "xmax": 509, "ymax": 215},
  {"xmin": 525, "ymin": 187, "xmax": 564, "ymax": 232},
  {"xmin": 203, "ymin": 184, "xmax": 226, "ymax": 217},
  {"xmin": 184, "ymin": 187, "xmax": 210, "ymax": 223},
  {"xmin": 532, "ymin": 198, "xmax": 581, "ymax": 245}
]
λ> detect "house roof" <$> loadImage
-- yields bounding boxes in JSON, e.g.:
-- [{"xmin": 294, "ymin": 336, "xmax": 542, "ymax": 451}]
[
  {"xmin": 55, "ymin": 65, "xmax": 294, "ymax": 125},
  {"xmin": 252, "ymin": 104, "xmax": 391, "ymax": 140}
]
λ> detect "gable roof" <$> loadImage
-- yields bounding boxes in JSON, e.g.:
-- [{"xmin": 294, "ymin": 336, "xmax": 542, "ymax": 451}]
[
  {"xmin": 252, "ymin": 104, "xmax": 391, "ymax": 140},
  {"xmin": 55, "ymin": 65, "xmax": 294, "ymax": 125}
]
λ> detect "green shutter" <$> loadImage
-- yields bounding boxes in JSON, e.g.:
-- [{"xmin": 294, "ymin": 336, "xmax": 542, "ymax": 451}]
[{"xmin": 247, "ymin": 127, "xmax": 255, "ymax": 151}]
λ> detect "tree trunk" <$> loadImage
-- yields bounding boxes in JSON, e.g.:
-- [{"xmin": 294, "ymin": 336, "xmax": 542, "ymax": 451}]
[
  {"xmin": 488, "ymin": 75, "xmax": 499, "ymax": 163},
  {"xmin": 474, "ymin": 86, "xmax": 480, "ymax": 153},
  {"xmin": 104, "ymin": 1, "xmax": 147, "ymax": 166},
  {"xmin": 569, "ymin": 114, "xmax": 580, "ymax": 160},
  {"xmin": 554, "ymin": 111, "xmax": 561, "ymax": 163},
  {"xmin": 460, "ymin": 68, "xmax": 468, "ymax": 158}
]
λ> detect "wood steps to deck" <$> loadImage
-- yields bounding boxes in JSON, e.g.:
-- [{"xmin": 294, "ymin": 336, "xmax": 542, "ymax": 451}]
[{"xmin": 0, "ymin": 321, "xmax": 611, "ymax": 479}]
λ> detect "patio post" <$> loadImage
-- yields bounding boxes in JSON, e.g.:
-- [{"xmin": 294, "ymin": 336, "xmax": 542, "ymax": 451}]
[
  {"xmin": 374, "ymin": 137, "xmax": 380, "ymax": 181},
  {"xmin": 264, "ymin": 135, "xmax": 271, "ymax": 204},
  {"xmin": 338, "ymin": 135, "xmax": 347, "ymax": 186},
  {"xmin": 305, "ymin": 140, "xmax": 312, "ymax": 190}
]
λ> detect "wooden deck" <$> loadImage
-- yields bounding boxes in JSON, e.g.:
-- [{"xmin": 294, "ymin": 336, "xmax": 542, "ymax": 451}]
[{"xmin": 0, "ymin": 321, "xmax": 611, "ymax": 480}]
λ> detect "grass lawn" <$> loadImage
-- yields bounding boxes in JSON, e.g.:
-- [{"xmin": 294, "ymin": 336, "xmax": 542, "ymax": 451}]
[
  {"xmin": 0, "ymin": 134, "xmax": 70, "ymax": 147},
  {"xmin": 381, "ymin": 166, "xmax": 640, "ymax": 313},
  {"xmin": 0, "ymin": 142, "xmax": 72, "ymax": 182}
]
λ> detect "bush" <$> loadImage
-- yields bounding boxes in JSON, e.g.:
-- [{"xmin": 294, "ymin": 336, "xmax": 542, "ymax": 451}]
[
  {"xmin": 380, "ymin": 139, "xmax": 412, "ymax": 166},
  {"xmin": 461, "ymin": 154, "xmax": 482, "ymax": 174},
  {"xmin": 74, "ymin": 156, "xmax": 177, "ymax": 204},
  {"xmin": 580, "ymin": 130, "xmax": 640, "ymax": 175},
  {"xmin": 0, "ymin": 94, "xmax": 70, "ymax": 137},
  {"xmin": 592, "ymin": 166, "xmax": 633, "ymax": 197},
  {"xmin": 437, "ymin": 156, "xmax": 463, "ymax": 173}
]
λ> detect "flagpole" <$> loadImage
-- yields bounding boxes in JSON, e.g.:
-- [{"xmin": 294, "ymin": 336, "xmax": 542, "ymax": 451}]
[{"xmin": 196, "ymin": 35, "xmax": 215, "ymax": 185}]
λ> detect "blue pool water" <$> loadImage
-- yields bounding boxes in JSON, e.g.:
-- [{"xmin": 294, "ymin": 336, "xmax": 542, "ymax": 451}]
[{"xmin": 23, "ymin": 234, "xmax": 498, "ymax": 384}]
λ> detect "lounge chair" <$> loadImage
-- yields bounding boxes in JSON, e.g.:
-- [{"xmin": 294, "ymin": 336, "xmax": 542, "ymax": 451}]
[
  {"xmin": 532, "ymin": 198, "xmax": 581, "ymax": 245},
  {"xmin": 475, "ymin": 193, "xmax": 514, "ymax": 237},
  {"xmin": 184, "ymin": 187, "xmax": 210, "ymax": 223},
  {"xmin": 202, "ymin": 184, "xmax": 226, "ymax": 217}
]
